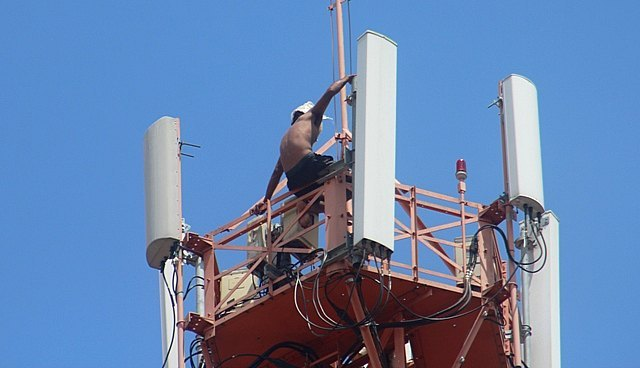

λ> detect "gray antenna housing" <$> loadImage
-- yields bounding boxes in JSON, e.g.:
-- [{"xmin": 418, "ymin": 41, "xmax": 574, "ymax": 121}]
[
  {"xmin": 500, "ymin": 75, "xmax": 545, "ymax": 215},
  {"xmin": 144, "ymin": 116, "xmax": 183, "ymax": 269},
  {"xmin": 353, "ymin": 31, "xmax": 397, "ymax": 254}
]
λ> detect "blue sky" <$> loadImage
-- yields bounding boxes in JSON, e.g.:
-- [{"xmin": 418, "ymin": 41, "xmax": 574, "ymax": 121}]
[{"xmin": 2, "ymin": 1, "xmax": 638, "ymax": 367}]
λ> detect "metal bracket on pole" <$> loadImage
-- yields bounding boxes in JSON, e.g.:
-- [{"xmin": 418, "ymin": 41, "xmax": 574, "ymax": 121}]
[
  {"xmin": 487, "ymin": 97, "xmax": 502, "ymax": 109},
  {"xmin": 179, "ymin": 141, "xmax": 200, "ymax": 158}
]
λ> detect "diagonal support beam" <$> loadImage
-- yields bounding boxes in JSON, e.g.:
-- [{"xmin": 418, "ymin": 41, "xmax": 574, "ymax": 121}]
[
  {"xmin": 451, "ymin": 306, "xmax": 488, "ymax": 368},
  {"xmin": 349, "ymin": 284, "xmax": 384, "ymax": 368}
]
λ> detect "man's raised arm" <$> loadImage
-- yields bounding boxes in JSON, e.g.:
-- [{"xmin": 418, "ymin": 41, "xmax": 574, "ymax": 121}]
[{"xmin": 310, "ymin": 74, "xmax": 355, "ymax": 124}]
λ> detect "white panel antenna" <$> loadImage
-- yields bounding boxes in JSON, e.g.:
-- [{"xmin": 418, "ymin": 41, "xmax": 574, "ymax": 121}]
[
  {"xmin": 159, "ymin": 261, "xmax": 178, "ymax": 368},
  {"xmin": 526, "ymin": 211, "xmax": 561, "ymax": 368},
  {"xmin": 353, "ymin": 30, "xmax": 397, "ymax": 254},
  {"xmin": 500, "ymin": 75, "xmax": 545, "ymax": 216},
  {"xmin": 144, "ymin": 116, "xmax": 183, "ymax": 269}
]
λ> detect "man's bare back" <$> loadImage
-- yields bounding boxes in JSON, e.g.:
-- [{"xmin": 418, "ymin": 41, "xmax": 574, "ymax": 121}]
[
  {"xmin": 255, "ymin": 74, "xmax": 355, "ymax": 215},
  {"xmin": 279, "ymin": 113, "xmax": 322, "ymax": 172}
]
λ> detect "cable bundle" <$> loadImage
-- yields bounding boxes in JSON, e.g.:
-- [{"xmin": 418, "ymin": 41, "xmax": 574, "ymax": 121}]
[{"xmin": 293, "ymin": 248, "xmax": 391, "ymax": 335}]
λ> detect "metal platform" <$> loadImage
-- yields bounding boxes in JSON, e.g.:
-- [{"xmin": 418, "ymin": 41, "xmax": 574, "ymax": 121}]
[{"xmin": 186, "ymin": 264, "xmax": 509, "ymax": 367}]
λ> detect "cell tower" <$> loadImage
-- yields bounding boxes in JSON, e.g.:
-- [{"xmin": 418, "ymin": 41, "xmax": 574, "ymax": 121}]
[{"xmin": 143, "ymin": 4, "xmax": 560, "ymax": 368}]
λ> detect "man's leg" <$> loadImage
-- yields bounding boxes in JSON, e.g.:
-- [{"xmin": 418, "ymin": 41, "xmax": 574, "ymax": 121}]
[
  {"xmin": 296, "ymin": 200, "xmax": 314, "ymax": 228},
  {"xmin": 296, "ymin": 197, "xmax": 324, "ymax": 228}
]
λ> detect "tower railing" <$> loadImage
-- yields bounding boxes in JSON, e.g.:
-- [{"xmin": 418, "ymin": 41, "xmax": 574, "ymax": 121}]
[{"xmin": 183, "ymin": 153, "xmax": 507, "ymax": 329}]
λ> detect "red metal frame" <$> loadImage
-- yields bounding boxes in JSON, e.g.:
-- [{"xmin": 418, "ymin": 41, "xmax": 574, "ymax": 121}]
[{"xmin": 176, "ymin": 131, "xmax": 517, "ymax": 367}]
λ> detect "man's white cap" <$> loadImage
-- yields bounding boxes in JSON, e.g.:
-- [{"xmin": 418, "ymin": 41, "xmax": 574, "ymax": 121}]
[{"xmin": 291, "ymin": 101, "xmax": 333, "ymax": 122}]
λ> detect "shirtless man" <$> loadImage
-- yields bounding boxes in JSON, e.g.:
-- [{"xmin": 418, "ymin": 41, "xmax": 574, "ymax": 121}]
[{"xmin": 254, "ymin": 74, "xmax": 355, "ymax": 227}]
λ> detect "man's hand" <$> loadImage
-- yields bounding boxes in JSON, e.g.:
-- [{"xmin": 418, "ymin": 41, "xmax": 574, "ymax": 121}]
[
  {"xmin": 328, "ymin": 74, "xmax": 356, "ymax": 93},
  {"xmin": 252, "ymin": 201, "xmax": 268, "ymax": 215}
]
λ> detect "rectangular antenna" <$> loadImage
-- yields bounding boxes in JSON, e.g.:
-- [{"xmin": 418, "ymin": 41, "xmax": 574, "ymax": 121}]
[
  {"xmin": 526, "ymin": 211, "xmax": 561, "ymax": 368},
  {"xmin": 353, "ymin": 30, "xmax": 397, "ymax": 253},
  {"xmin": 500, "ymin": 75, "xmax": 545, "ymax": 216},
  {"xmin": 144, "ymin": 116, "xmax": 183, "ymax": 269}
]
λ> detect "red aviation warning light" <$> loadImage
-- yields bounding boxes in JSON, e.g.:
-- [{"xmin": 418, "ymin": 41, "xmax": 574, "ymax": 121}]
[{"xmin": 456, "ymin": 158, "xmax": 467, "ymax": 181}]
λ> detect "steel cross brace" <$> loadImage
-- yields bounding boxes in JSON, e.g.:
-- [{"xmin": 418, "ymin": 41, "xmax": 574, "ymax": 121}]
[
  {"xmin": 450, "ymin": 305, "xmax": 489, "ymax": 368},
  {"xmin": 349, "ymin": 284, "xmax": 385, "ymax": 368}
]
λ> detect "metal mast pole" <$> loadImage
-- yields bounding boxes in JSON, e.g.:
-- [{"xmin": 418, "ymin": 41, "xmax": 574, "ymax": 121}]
[
  {"xmin": 195, "ymin": 257, "xmax": 205, "ymax": 367},
  {"xmin": 521, "ymin": 215, "xmax": 532, "ymax": 364},
  {"xmin": 334, "ymin": 0, "xmax": 350, "ymax": 158},
  {"xmin": 175, "ymin": 255, "xmax": 186, "ymax": 368},
  {"xmin": 332, "ymin": 5, "xmax": 385, "ymax": 368},
  {"xmin": 498, "ymin": 83, "xmax": 523, "ymax": 367}
]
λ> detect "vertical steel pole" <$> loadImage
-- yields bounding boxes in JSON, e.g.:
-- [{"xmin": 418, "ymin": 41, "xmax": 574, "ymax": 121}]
[
  {"xmin": 175, "ymin": 257, "xmax": 186, "ymax": 368},
  {"xmin": 195, "ymin": 257, "xmax": 205, "ymax": 367},
  {"xmin": 175, "ymin": 120, "xmax": 185, "ymax": 368},
  {"xmin": 506, "ymin": 210, "xmax": 522, "ymax": 367},
  {"xmin": 391, "ymin": 327, "xmax": 406, "ymax": 368},
  {"xmin": 410, "ymin": 186, "xmax": 418, "ymax": 281},
  {"xmin": 202, "ymin": 246, "xmax": 217, "ymax": 320},
  {"xmin": 196, "ymin": 257, "xmax": 205, "ymax": 316},
  {"xmin": 521, "ymin": 215, "xmax": 531, "ymax": 364},
  {"xmin": 499, "ymin": 81, "xmax": 522, "ymax": 367},
  {"xmin": 324, "ymin": 176, "xmax": 348, "ymax": 252},
  {"xmin": 332, "ymin": 1, "xmax": 352, "ymax": 252},
  {"xmin": 334, "ymin": 0, "xmax": 350, "ymax": 157},
  {"xmin": 458, "ymin": 180, "xmax": 467, "ymax": 277},
  {"xmin": 201, "ymin": 238, "xmax": 218, "ymax": 365}
]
